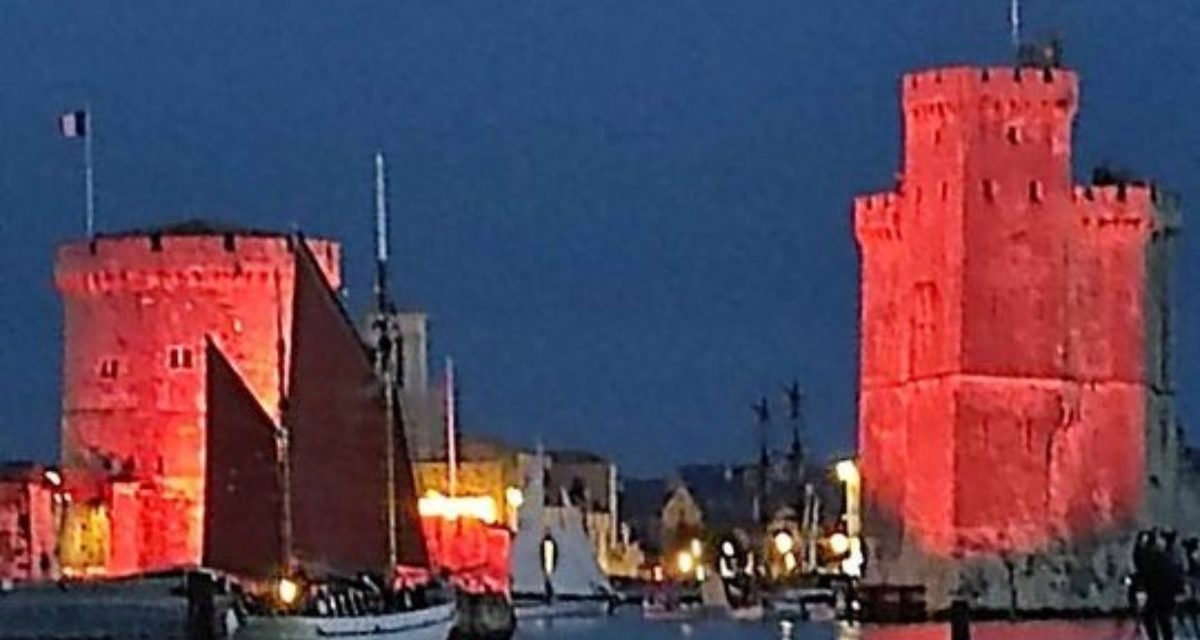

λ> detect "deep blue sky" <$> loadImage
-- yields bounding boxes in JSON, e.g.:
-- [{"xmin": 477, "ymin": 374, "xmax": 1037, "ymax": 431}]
[{"xmin": 0, "ymin": 2, "xmax": 1197, "ymax": 475}]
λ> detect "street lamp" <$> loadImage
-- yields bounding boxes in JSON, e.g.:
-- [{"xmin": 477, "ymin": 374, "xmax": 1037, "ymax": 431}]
[
  {"xmin": 773, "ymin": 531, "xmax": 795, "ymax": 555},
  {"xmin": 835, "ymin": 459, "xmax": 859, "ymax": 485},
  {"xmin": 505, "ymin": 486, "xmax": 524, "ymax": 509},
  {"xmin": 829, "ymin": 532, "xmax": 851, "ymax": 556},
  {"xmin": 676, "ymin": 550, "xmax": 696, "ymax": 575},
  {"xmin": 834, "ymin": 459, "xmax": 860, "ymax": 538},
  {"xmin": 834, "ymin": 459, "xmax": 864, "ymax": 578}
]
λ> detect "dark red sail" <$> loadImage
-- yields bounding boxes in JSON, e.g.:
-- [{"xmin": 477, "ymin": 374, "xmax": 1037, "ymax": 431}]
[
  {"xmin": 202, "ymin": 339, "xmax": 285, "ymax": 578},
  {"xmin": 285, "ymin": 240, "xmax": 428, "ymax": 575},
  {"xmin": 390, "ymin": 399, "xmax": 429, "ymax": 568}
]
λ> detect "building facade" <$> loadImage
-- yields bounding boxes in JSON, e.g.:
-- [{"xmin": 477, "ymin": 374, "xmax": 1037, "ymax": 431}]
[
  {"xmin": 854, "ymin": 64, "xmax": 1181, "ymax": 609},
  {"xmin": 363, "ymin": 309, "xmax": 447, "ymax": 462},
  {"xmin": 0, "ymin": 465, "xmax": 60, "ymax": 582}
]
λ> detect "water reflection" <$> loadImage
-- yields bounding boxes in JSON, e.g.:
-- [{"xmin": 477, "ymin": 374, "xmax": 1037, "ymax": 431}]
[
  {"xmin": 837, "ymin": 620, "xmax": 1140, "ymax": 640},
  {"xmin": 514, "ymin": 612, "xmax": 1141, "ymax": 640}
]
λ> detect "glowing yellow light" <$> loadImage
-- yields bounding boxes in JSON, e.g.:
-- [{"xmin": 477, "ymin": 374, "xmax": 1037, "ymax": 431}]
[
  {"xmin": 43, "ymin": 470, "xmax": 62, "ymax": 487},
  {"xmin": 278, "ymin": 578, "xmax": 300, "ymax": 605},
  {"xmin": 835, "ymin": 460, "xmax": 859, "ymax": 484},
  {"xmin": 696, "ymin": 565, "xmax": 707, "ymax": 582},
  {"xmin": 829, "ymin": 532, "xmax": 851, "ymax": 555},
  {"xmin": 676, "ymin": 550, "xmax": 695, "ymax": 575},
  {"xmin": 652, "ymin": 566, "xmax": 664, "ymax": 582},
  {"xmin": 773, "ymin": 531, "xmax": 795, "ymax": 555},
  {"xmin": 843, "ymin": 539, "xmax": 864, "ymax": 578},
  {"xmin": 505, "ymin": 486, "xmax": 524, "ymax": 509},
  {"xmin": 541, "ymin": 536, "xmax": 558, "ymax": 576},
  {"xmin": 690, "ymin": 539, "xmax": 702, "ymax": 559},
  {"xmin": 783, "ymin": 552, "xmax": 798, "ymax": 572},
  {"xmin": 418, "ymin": 491, "xmax": 498, "ymax": 523}
]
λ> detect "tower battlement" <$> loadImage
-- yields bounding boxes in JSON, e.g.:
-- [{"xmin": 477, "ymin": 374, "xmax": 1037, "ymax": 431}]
[
  {"xmin": 899, "ymin": 66, "xmax": 1079, "ymax": 185},
  {"xmin": 852, "ymin": 192, "xmax": 901, "ymax": 243},
  {"xmin": 55, "ymin": 232, "xmax": 340, "ymax": 295},
  {"xmin": 1072, "ymin": 184, "xmax": 1182, "ymax": 237},
  {"xmin": 903, "ymin": 66, "xmax": 1078, "ymax": 109}
]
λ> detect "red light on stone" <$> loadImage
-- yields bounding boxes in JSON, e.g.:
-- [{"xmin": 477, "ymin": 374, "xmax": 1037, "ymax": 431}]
[
  {"xmin": 855, "ymin": 66, "xmax": 1174, "ymax": 559},
  {"xmin": 55, "ymin": 230, "xmax": 340, "ymax": 574}
]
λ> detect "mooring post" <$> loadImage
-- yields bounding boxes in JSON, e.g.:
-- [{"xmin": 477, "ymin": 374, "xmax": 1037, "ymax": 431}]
[
  {"xmin": 950, "ymin": 598, "xmax": 971, "ymax": 640},
  {"xmin": 186, "ymin": 571, "xmax": 216, "ymax": 640}
]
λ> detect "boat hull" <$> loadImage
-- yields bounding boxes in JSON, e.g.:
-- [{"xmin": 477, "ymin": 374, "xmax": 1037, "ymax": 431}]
[
  {"xmin": 512, "ymin": 597, "xmax": 610, "ymax": 621},
  {"xmin": 235, "ymin": 601, "xmax": 455, "ymax": 640},
  {"xmin": 641, "ymin": 603, "xmax": 701, "ymax": 621}
]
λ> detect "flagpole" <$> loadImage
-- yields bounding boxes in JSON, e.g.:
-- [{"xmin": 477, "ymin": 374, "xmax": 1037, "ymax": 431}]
[{"xmin": 83, "ymin": 105, "xmax": 95, "ymax": 237}]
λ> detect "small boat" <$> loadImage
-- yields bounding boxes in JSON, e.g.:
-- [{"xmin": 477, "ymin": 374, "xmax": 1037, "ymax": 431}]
[
  {"xmin": 509, "ymin": 452, "xmax": 615, "ymax": 620},
  {"xmin": 642, "ymin": 598, "xmax": 701, "ymax": 621},
  {"xmin": 641, "ymin": 583, "xmax": 700, "ymax": 621},
  {"xmin": 769, "ymin": 585, "xmax": 837, "ymax": 621},
  {"xmin": 701, "ymin": 573, "xmax": 764, "ymax": 622},
  {"xmin": 235, "ymin": 599, "xmax": 454, "ymax": 640}
]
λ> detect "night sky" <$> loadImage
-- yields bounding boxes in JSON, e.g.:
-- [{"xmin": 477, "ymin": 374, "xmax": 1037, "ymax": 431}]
[{"xmin": 0, "ymin": 2, "xmax": 1197, "ymax": 475}]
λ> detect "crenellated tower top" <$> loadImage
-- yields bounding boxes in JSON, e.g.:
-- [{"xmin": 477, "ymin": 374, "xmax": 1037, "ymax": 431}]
[{"xmin": 900, "ymin": 66, "xmax": 1078, "ymax": 189}]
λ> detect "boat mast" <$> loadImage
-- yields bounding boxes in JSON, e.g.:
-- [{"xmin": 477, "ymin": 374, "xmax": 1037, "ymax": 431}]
[
  {"xmin": 374, "ymin": 151, "xmax": 400, "ymax": 569},
  {"xmin": 445, "ymin": 357, "xmax": 458, "ymax": 497},
  {"xmin": 274, "ymin": 268, "xmax": 294, "ymax": 572}
]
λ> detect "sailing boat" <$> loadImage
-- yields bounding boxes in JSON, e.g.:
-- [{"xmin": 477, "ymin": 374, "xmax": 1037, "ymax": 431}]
[
  {"xmin": 509, "ymin": 452, "xmax": 614, "ymax": 620},
  {"xmin": 202, "ymin": 158, "xmax": 453, "ymax": 639}
]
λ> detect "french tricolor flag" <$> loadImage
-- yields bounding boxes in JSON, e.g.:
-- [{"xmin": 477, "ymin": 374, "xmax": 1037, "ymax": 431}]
[{"xmin": 58, "ymin": 110, "xmax": 87, "ymax": 138}]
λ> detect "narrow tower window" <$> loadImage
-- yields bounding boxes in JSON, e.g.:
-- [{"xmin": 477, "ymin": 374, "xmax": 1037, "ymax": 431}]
[
  {"xmin": 168, "ymin": 346, "xmax": 194, "ymax": 370},
  {"xmin": 982, "ymin": 179, "xmax": 998, "ymax": 203},
  {"xmin": 1006, "ymin": 126, "xmax": 1021, "ymax": 145},
  {"xmin": 1029, "ymin": 180, "xmax": 1044, "ymax": 203},
  {"xmin": 98, "ymin": 359, "xmax": 119, "ymax": 380}
]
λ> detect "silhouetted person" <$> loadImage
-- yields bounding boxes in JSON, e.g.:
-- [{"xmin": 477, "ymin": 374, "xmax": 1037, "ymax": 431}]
[
  {"xmin": 1132, "ymin": 531, "xmax": 1155, "ymax": 610},
  {"xmin": 1182, "ymin": 537, "xmax": 1200, "ymax": 638},
  {"xmin": 1142, "ymin": 531, "xmax": 1183, "ymax": 640}
]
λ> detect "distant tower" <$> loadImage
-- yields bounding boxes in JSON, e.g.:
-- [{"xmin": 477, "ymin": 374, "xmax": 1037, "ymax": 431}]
[
  {"xmin": 854, "ymin": 65, "xmax": 1180, "ymax": 609},
  {"xmin": 55, "ymin": 221, "xmax": 340, "ymax": 572}
]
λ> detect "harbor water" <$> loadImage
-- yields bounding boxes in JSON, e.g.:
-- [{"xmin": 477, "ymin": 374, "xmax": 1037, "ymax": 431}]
[{"xmin": 514, "ymin": 612, "xmax": 1146, "ymax": 640}]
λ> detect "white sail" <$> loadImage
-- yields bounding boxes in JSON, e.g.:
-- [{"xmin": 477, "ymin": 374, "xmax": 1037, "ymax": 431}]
[
  {"xmin": 547, "ymin": 489, "xmax": 610, "ymax": 598},
  {"xmin": 510, "ymin": 455, "xmax": 548, "ymax": 596},
  {"xmin": 509, "ymin": 453, "xmax": 610, "ymax": 600}
]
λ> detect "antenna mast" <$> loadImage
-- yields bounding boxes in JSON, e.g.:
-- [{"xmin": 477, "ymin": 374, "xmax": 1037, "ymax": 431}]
[
  {"xmin": 372, "ymin": 151, "xmax": 400, "ymax": 568},
  {"xmin": 373, "ymin": 152, "xmax": 390, "ymax": 314}
]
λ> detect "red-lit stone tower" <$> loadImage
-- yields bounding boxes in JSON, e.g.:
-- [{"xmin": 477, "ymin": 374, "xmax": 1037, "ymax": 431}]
[
  {"xmin": 855, "ymin": 65, "xmax": 1180, "ymax": 607},
  {"xmin": 55, "ymin": 222, "xmax": 340, "ymax": 573}
]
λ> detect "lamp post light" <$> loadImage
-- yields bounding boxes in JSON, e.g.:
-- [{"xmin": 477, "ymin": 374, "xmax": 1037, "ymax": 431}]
[
  {"xmin": 834, "ymin": 460, "xmax": 860, "ymax": 539},
  {"xmin": 834, "ymin": 459, "xmax": 864, "ymax": 578}
]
